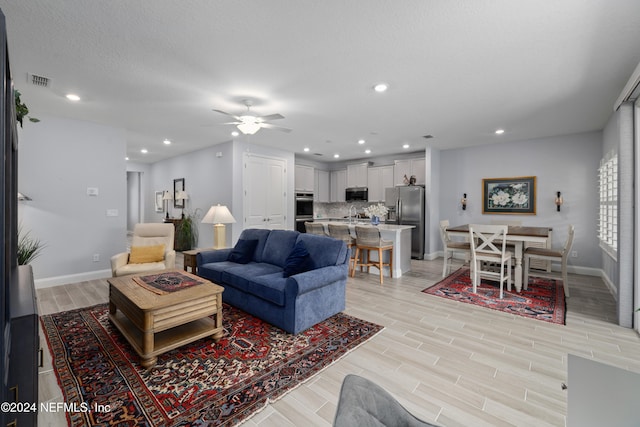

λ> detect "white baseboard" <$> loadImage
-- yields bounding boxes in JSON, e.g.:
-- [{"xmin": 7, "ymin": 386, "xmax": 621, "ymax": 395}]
[{"xmin": 35, "ymin": 269, "xmax": 112, "ymax": 289}]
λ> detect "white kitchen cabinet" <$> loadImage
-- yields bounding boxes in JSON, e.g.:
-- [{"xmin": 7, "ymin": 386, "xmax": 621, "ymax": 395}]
[
  {"xmin": 367, "ymin": 165, "xmax": 394, "ymax": 202},
  {"xmin": 295, "ymin": 164, "xmax": 314, "ymax": 192},
  {"xmin": 314, "ymin": 169, "xmax": 330, "ymax": 202},
  {"xmin": 330, "ymin": 169, "xmax": 347, "ymax": 202},
  {"xmin": 346, "ymin": 162, "xmax": 368, "ymax": 188},
  {"xmin": 244, "ymin": 154, "xmax": 287, "ymax": 229},
  {"xmin": 394, "ymin": 158, "xmax": 426, "ymax": 186}
]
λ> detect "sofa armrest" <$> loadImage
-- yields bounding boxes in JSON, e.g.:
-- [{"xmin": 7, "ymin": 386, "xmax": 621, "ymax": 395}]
[
  {"xmin": 110, "ymin": 252, "xmax": 129, "ymax": 275},
  {"xmin": 197, "ymin": 249, "xmax": 233, "ymax": 266},
  {"xmin": 287, "ymin": 264, "xmax": 349, "ymax": 296}
]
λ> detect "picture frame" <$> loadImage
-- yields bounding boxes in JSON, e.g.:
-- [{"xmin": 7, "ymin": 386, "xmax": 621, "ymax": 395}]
[
  {"xmin": 154, "ymin": 191, "xmax": 164, "ymax": 213},
  {"xmin": 482, "ymin": 176, "xmax": 536, "ymax": 215},
  {"xmin": 173, "ymin": 178, "xmax": 185, "ymax": 208}
]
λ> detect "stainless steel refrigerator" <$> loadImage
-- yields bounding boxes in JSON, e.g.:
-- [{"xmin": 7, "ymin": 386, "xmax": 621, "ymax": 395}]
[{"xmin": 385, "ymin": 186, "xmax": 425, "ymax": 259}]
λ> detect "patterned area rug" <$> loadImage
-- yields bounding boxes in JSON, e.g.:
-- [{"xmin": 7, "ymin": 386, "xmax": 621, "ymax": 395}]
[
  {"xmin": 422, "ymin": 268, "xmax": 566, "ymax": 325},
  {"xmin": 41, "ymin": 303, "xmax": 383, "ymax": 426}
]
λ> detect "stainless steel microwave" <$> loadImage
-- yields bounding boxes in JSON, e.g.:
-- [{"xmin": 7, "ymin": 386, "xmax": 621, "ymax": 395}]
[{"xmin": 345, "ymin": 187, "xmax": 368, "ymax": 202}]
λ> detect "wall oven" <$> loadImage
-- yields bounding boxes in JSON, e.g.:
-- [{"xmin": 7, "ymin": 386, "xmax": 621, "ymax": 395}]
[{"xmin": 295, "ymin": 192, "xmax": 314, "ymax": 232}]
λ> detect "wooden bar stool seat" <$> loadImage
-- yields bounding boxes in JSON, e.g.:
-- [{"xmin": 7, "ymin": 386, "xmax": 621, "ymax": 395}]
[
  {"xmin": 351, "ymin": 226, "xmax": 393, "ymax": 284},
  {"xmin": 328, "ymin": 223, "xmax": 356, "ymax": 275}
]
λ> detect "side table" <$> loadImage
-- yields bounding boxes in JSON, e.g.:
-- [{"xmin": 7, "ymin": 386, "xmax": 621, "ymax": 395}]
[{"xmin": 182, "ymin": 248, "xmax": 213, "ymax": 274}]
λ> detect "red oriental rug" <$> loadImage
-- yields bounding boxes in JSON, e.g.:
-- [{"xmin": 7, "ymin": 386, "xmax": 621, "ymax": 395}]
[
  {"xmin": 41, "ymin": 303, "xmax": 383, "ymax": 426},
  {"xmin": 422, "ymin": 268, "xmax": 566, "ymax": 325}
]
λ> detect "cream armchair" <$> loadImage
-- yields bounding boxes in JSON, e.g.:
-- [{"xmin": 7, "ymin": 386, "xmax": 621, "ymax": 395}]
[{"xmin": 110, "ymin": 223, "xmax": 176, "ymax": 277}]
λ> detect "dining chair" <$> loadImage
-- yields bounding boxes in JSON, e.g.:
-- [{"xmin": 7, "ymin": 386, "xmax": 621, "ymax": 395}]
[
  {"xmin": 523, "ymin": 224, "xmax": 575, "ymax": 297},
  {"xmin": 469, "ymin": 224, "xmax": 512, "ymax": 299},
  {"xmin": 305, "ymin": 221, "xmax": 328, "ymax": 236},
  {"xmin": 439, "ymin": 219, "xmax": 471, "ymax": 278},
  {"xmin": 351, "ymin": 226, "xmax": 393, "ymax": 285},
  {"xmin": 328, "ymin": 223, "xmax": 357, "ymax": 275}
]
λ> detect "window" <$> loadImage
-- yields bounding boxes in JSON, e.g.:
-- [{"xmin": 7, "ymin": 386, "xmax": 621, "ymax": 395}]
[{"xmin": 598, "ymin": 151, "xmax": 618, "ymax": 258}]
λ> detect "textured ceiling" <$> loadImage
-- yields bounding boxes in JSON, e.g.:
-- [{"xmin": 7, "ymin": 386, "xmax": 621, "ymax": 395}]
[{"xmin": 1, "ymin": 1, "xmax": 640, "ymax": 164}]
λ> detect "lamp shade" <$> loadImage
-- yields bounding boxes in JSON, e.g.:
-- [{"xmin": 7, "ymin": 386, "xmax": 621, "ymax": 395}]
[
  {"xmin": 175, "ymin": 190, "xmax": 189, "ymax": 201},
  {"xmin": 202, "ymin": 204, "xmax": 236, "ymax": 225},
  {"xmin": 162, "ymin": 190, "xmax": 173, "ymax": 200},
  {"xmin": 237, "ymin": 120, "xmax": 261, "ymax": 135}
]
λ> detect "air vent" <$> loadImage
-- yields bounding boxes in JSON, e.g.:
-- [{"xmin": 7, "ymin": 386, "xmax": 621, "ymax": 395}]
[
  {"xmin": 423, "ymin": 134, "xmax": 434, "ymax": 139},
  {"xmin": 313, "ymin": 153, "xmax": 323, "ymax": 156},
  {"xmin": 27, "ymin": 73, "xmax": 51, "ymax": 88}
]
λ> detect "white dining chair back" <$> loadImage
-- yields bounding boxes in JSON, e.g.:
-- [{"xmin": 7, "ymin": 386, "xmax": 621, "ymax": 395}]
[
  {"xmin": 468, "ymin": 224, "xmax": 512, "ymax": 299},
  {"xmin": 523, "ymin": 225, "xmax": 574, "ymax": 297},
  {"xmin": 439, "ymin": 220, "xmax": 472, "ymax": 278}
]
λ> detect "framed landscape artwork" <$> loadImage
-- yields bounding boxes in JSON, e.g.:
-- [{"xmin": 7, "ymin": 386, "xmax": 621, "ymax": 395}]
[
  {"xmin": 482, "ymin": 176, "xmax": 536, "ymax": 215},
  {"xmin": 154, "ymin": 191, "xmax": 164, "ymax": 213}
]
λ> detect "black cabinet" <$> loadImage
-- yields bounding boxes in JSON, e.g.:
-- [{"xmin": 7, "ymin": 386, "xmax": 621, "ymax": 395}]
[{"xmin": 7, "ymin": 265, "xmax": 39, "ymax": 426}]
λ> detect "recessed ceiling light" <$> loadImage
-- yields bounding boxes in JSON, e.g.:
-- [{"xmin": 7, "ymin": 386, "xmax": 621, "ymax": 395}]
[
  {"xmin": 358, "ymin": 139, "xmax": 365, "ymax": 145},
  {"xmin": 365, "ymin": 149, "xmax": 371, "ymax": 154},
  {"xmin": 495, "ymin": 129, "xmax": 505, "ymax": 135},
  {"xmin": 65, "ymin": 93, "xmax": 80, "ymax": 101},
  {"xmin": 125, "ymin": 157, "xmax": 129, "ymax": 161},
  {"xmin": 334, "ymin": 154, "xmax": 340, "ymax": 158},
  {"xmin": 373, "ymin": 83, "xmax": 388, "ymax": 93},
  {"xmin": 402, "ymin": 144, "xmax": 410, "ymax": 149},
  {"xmin": 163, "ymin": 139, "xmax": 171, "ymax": 145},
  {"xmin": 303, "ymin": 147, "xmax": 310, "ymax": 152},
  {"xmin": 140, "ymin": 149, "xmax": 148, "ymax": 154},
  {"xmin": 231, "ymin": 131, "xmax": 239, "ymax": 137}
]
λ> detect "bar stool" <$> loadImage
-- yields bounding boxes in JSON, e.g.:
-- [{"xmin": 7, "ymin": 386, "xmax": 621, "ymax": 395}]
[
  {"xmin": 351, "ymin": 226, "xmax": 393, "ymax": 284},
  {"xmin": 305, "ymin": 221, "xmax": 328, "ymax": 236},
  {"xmin": 328, "ymin": 223, "xmax": 356, "ymax": 275}
]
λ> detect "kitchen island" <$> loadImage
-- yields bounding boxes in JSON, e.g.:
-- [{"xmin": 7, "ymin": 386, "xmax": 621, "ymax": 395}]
[{"xmin": 314, "ymin": 220, "xmax": 415, "ymax": 278}]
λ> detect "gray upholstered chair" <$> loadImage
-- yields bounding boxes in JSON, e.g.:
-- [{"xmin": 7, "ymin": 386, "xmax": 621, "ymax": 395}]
[
  {"xmin": 110, "ymin": 223, "xmax": 176, "ymax": 277},
  {"xmin": 351, "ymin": 226, "xmax": 393, "ymax": 284},
  {"xmin": 328, "ymin": 223, "xmax": 356, "ymax": 274},
  {"xmin": 305, "ymin": 221, "xmax": 329, "ymax": 236},
  {"xmin": 333, "ymin": 374, "xmax": 439, "ymax": 427},
  {"xmin": 524, "ymin": 224, "xmax": 574, "ymax": 297}
]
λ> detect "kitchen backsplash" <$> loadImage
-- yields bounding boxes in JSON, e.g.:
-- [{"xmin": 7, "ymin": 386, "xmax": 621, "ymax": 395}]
[{"xmin": 314, "ymin": 201, "xmax": 380, "ymax": 219}]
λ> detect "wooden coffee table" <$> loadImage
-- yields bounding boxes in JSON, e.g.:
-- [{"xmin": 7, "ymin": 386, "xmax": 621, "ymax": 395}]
[{"xmin": 108, "ymin": 269, "xmax": 224, "ymax": 369}]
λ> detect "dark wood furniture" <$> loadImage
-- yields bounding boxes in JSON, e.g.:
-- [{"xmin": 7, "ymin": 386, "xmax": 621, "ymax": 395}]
[{"xmin": 163, "ymin": 218, "xmax": 182, "ymax": 250}]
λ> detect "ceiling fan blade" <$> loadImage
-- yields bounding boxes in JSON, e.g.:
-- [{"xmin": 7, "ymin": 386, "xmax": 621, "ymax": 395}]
[
  {"xmin": 257, "ymin": 113, "xmax": 285, "ymax": 121},
  {"xmin": 260, "ymin": 123, "xmax": 292, "ymax": 133},
  {"xmin": 212, "ymin": 109, "xmax": 242, "ymax": 121}
]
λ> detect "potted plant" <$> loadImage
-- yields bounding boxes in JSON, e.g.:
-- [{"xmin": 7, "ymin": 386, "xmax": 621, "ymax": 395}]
[
  {"xmin": 176, "ymin": 209, "xmax": 200, "ymax": 251},
  {"xmin": 17, "ymin": 225, "xmax": 45, "ymax": 265},
  {"xmin": 15, "ymin": 90, "xmax": 39, "ymax": 127}
]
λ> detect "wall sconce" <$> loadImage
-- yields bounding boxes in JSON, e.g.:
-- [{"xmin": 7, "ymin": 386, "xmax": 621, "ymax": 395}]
[
  {"xmin": 461, "ymin": 193, "xmax": 467, "ymax": 210},
  {"xmin": 555, "ymin": 191, "xmax": 563, "ymax": 211}
]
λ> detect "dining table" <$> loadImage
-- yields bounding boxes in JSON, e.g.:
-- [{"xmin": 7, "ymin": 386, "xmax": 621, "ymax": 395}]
[{"xmin": 446, "ymin": 224, "xmax": 552, "ymax": 292}]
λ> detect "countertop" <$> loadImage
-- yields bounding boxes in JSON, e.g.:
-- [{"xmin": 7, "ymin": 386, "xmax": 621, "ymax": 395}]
[{"xmin": 313, "ymin": 219, "xmax": 415, "ymax": 231}]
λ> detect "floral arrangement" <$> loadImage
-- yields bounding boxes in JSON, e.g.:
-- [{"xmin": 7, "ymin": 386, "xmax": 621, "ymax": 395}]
[
  {"xmin": 488, "ymin": 183, "xmax": 529, "ymax": 208},
  {"xmin": 364, "ymin": 203, "xmax": 389, "ymax": 219}
]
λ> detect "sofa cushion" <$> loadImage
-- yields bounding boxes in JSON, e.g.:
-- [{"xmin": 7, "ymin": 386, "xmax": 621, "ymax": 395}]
[
  {"xmin": 297, "ymin": 233, "xmax": 349, "ymax": 268},
  {"xmin": 237, "ymin": 229, "xmax": 271, "ymax": 263},
  {"xmin": 247, "ymin": 273, "xmax": 288, "ymax": 306},
  {"xmin": 129, "ymin": 244, "xmax": 165, "ymax": 264},
  {"xmin": 199, "ymin": 260, "xmax": 240, "ymax": 284},
  {"xmin": 283, "ymin": 240, "xmax": 314, "ymax": 277},
  {"xmin": 221, "ymin": 263, "xmax": 283, "ymax": 292},
  {"xmin": 261, "ymin": 230, "xmax": 300, "ymax": 267},
  {"xmin": 227, "ymin": 239, "xmax": 259, "ymax": 264}
]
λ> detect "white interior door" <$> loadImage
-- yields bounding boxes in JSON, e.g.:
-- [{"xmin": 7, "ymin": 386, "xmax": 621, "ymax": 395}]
[{"xmin": 243, "ymin": 154, "xmax": 286, "ymax": 229}]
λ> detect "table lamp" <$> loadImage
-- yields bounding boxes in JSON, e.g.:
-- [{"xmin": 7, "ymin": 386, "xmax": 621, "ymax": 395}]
[
  {"xmin": 162, "ymin": 190, "xmax": 173, "ymax": 219},
  {"xmin": 175, "ymin": 191, "xmax": 189, "ymax": 218},
  {"xmin": 202, "ymin": 204, "xmax": 236, "ymax": 249}
]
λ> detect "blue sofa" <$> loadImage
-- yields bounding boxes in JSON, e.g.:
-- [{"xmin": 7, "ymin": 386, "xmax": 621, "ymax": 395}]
[{"xmin": 196, "ymin": 229, "xmax": 349, "ymax": 334}]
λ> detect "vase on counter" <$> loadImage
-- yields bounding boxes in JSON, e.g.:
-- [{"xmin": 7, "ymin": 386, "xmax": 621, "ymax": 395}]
[{"xmin": 370, "ymin": 215, "xmax": 380, "ymax": 226}]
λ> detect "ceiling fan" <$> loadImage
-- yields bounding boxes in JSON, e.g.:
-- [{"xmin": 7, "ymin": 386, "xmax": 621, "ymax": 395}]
[{"xmin": 212, "ymin": 99, "xmax": 292, "ymax": 135}]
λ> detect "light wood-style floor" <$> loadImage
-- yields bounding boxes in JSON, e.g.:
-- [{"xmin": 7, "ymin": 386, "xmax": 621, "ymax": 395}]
[{"xmin": 36, "ymin": 255, "xmax": 640, "ymax": 427}]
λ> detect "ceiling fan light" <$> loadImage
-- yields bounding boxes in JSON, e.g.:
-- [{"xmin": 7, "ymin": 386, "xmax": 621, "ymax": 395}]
[{"xmin": 237, "ymin": 122, "xmax": 261, "ymax": 135}]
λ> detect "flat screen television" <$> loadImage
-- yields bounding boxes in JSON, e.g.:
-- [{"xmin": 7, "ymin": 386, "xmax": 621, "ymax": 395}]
[{"xmin": 0, "ymin": 7, "xmax": 19, "ymax": 423}]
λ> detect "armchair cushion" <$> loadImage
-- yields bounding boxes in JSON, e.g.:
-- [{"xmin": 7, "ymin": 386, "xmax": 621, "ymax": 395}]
[{"xmin": 129, "ymin": 244, "xmax": 165, "ymax": 264}]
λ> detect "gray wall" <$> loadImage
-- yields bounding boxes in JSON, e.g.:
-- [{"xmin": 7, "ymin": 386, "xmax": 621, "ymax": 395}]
[
  {"xmin": 438, "ymin": 131, "xmax": 602, "ymax": 271},
  {"xmin": 17, "ymin": 116, "xmax": 127, "ymax": 286}
]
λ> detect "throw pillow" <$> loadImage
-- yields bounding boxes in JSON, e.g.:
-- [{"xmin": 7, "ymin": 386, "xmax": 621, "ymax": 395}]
[
  {"xmin": 129, "ymin": 244, "xmax": 165, "ymax": 264},
  {"xmin": 283, "ymin": 240, "xmax": 314, "ymax": 278},
  {"xmin": 228, "ymin": 239, "xmax": 259, "ymax": 264}
]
